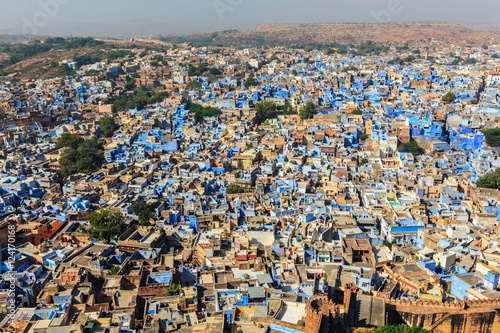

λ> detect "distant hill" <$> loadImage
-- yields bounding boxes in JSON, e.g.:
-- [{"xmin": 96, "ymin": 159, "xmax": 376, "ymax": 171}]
[
  {"xmin": 0, "ymin": 37, "xmax": 109, "ymax": 79},
  {"xmin": 0, "ymin": 34, "xmax": 48, "ymax": 44},
  {"xmin": 161, "ymin": 22, "xmax": 500, "ymax": 48},
  {"xmin": 0, "ymin": 37, "xmax": 172, "ymax": 79}
]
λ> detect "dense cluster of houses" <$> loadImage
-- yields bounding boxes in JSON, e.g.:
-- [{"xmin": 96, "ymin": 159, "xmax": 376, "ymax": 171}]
[{"xmin": 1, "ymin": 40, "xmax": 500, "ymax": 333}]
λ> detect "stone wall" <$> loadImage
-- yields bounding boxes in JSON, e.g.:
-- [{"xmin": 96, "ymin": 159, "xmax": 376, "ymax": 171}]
[
  {"xmin": 305, "ymin": 293, "xmax": 500, "ymax": 333},
  {"xmin": 304, "ymin": 297, "xmax": 338, "ymax": 333},
  {"xmin": 386, "ymin": 297, "xmax": 500, "ymax": 333}
]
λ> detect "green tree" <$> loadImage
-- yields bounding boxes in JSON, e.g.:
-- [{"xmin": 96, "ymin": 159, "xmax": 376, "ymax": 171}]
[
  {"xmin": 254, "ymin": 101, "xmax": 277, "ymax": 124},
  {"xmin": 74, "ymin": 155, "xmax": 96, "ymax": 174},
  {"xmin": 441, "ymin": 92, "xmax": 456, "ymax": 103},
  {"xmin": 186, "ymin": 102, "xmax": 222, "ymax": 120},
  {"xmin": 59, "ymin": 148, "xmax": 78, "ymax": 170},
  {"xmin": 383, "ymin": 239, "xmax": 397, "ymax": 250},
  {"xmin": 124, "ymin": 78, "xmax": 136, "ymax": 90},
  {"xmin": 73, "ymin": 55, "xmax": 102, "ymax": 68},
  {"xmin": 186, "ymin": 80, "xmax": 202, "ymax": 90},
  {"xmin": 299, "ymin": 102, "xmax": 317, "ymax": 120},
  {"xmin": 188, "ymin": 64, "xmax": 198, "ymax": 76},
  {"xmin": 60, "ymin": 64, "xmax": 76, "ymax": 76},
  {"xmin": 358, "ymin": 133, "xmax": 368, "ymax": 142},
  {"xmin": 57, "ymin": 136, "xmax": 103, "ymax": 176},
  {"xmin": 83, "ymin": 209, "xmax": 125, "ymax": 244},
  {"xmin": 56, "ymin": 133, "xmax": 84, "ymax": 150},
  {"xmin": 131, "ymin": 201, "xmax": 154, "ymax": 225},
  {"xmin": 106, "ymin": 50, "xmax": 134, "ymax": 60},
  {"xmin": 111, "ymin": 85, "xmax": 170, "ymax": 111},
  {"xmin": 398, "ymin": 139, "xmax": 424, "ymax": 156},
  {"xmin": 341, "ymin": 65, "xmax": 358, "ymax": 73},
  {"xmin": 371, "ymin": 324, "xmax": 429, "ymax": 333},
  {"xmin": 477, "ymin": 169, "xmax": 500, "ymax": 189},
  {"xmin": 352, "ymin": 109, "xmax": 363, "ymax": 115},
  {"xmin": 99, "ymin": 117, "xmax": 120, "ymax": 138},
  {"xmin": 359, "ymin": 158, "xmax": 369, "ymax": 166},
  {"xmin": 244, "ymin": 76, "xmax": 257, "ymax": 88},
  {"xmin": 108, "ymin": 266, "xmax": 120, "ymax": 275},
  {"xmin": 281, "ymin": 104, "xmax": 294, "ymax": 115},
  {"xmin": 482, "ymin": 128, "xmax": 500, "ymax": 147},
  {"xmin": 209, "ymin": 67, "xmax": 222, "ymax": 75},
  {"xmin": 291, "ymin": 69, "xmax": 298, "ymax": 76},
  {"xmin": 404, "ymin": 55, "xmax": 416, "ymax": 62},
  {"xmin": 387, "ymin": 58, "xmax": 402, "ymax": 65},
  {"xmin": 164, "ymin": 283, "xmax": 180, "ymax": 297},
  {"xmin": 227, "ymin": 184, "xmax": 245, "ymax": 194}
]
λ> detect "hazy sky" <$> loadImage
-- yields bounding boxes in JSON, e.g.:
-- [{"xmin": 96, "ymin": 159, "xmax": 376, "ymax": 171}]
[{"xmin": 1, "ymin": 0, "xmax": 500, "ymax": 38}]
